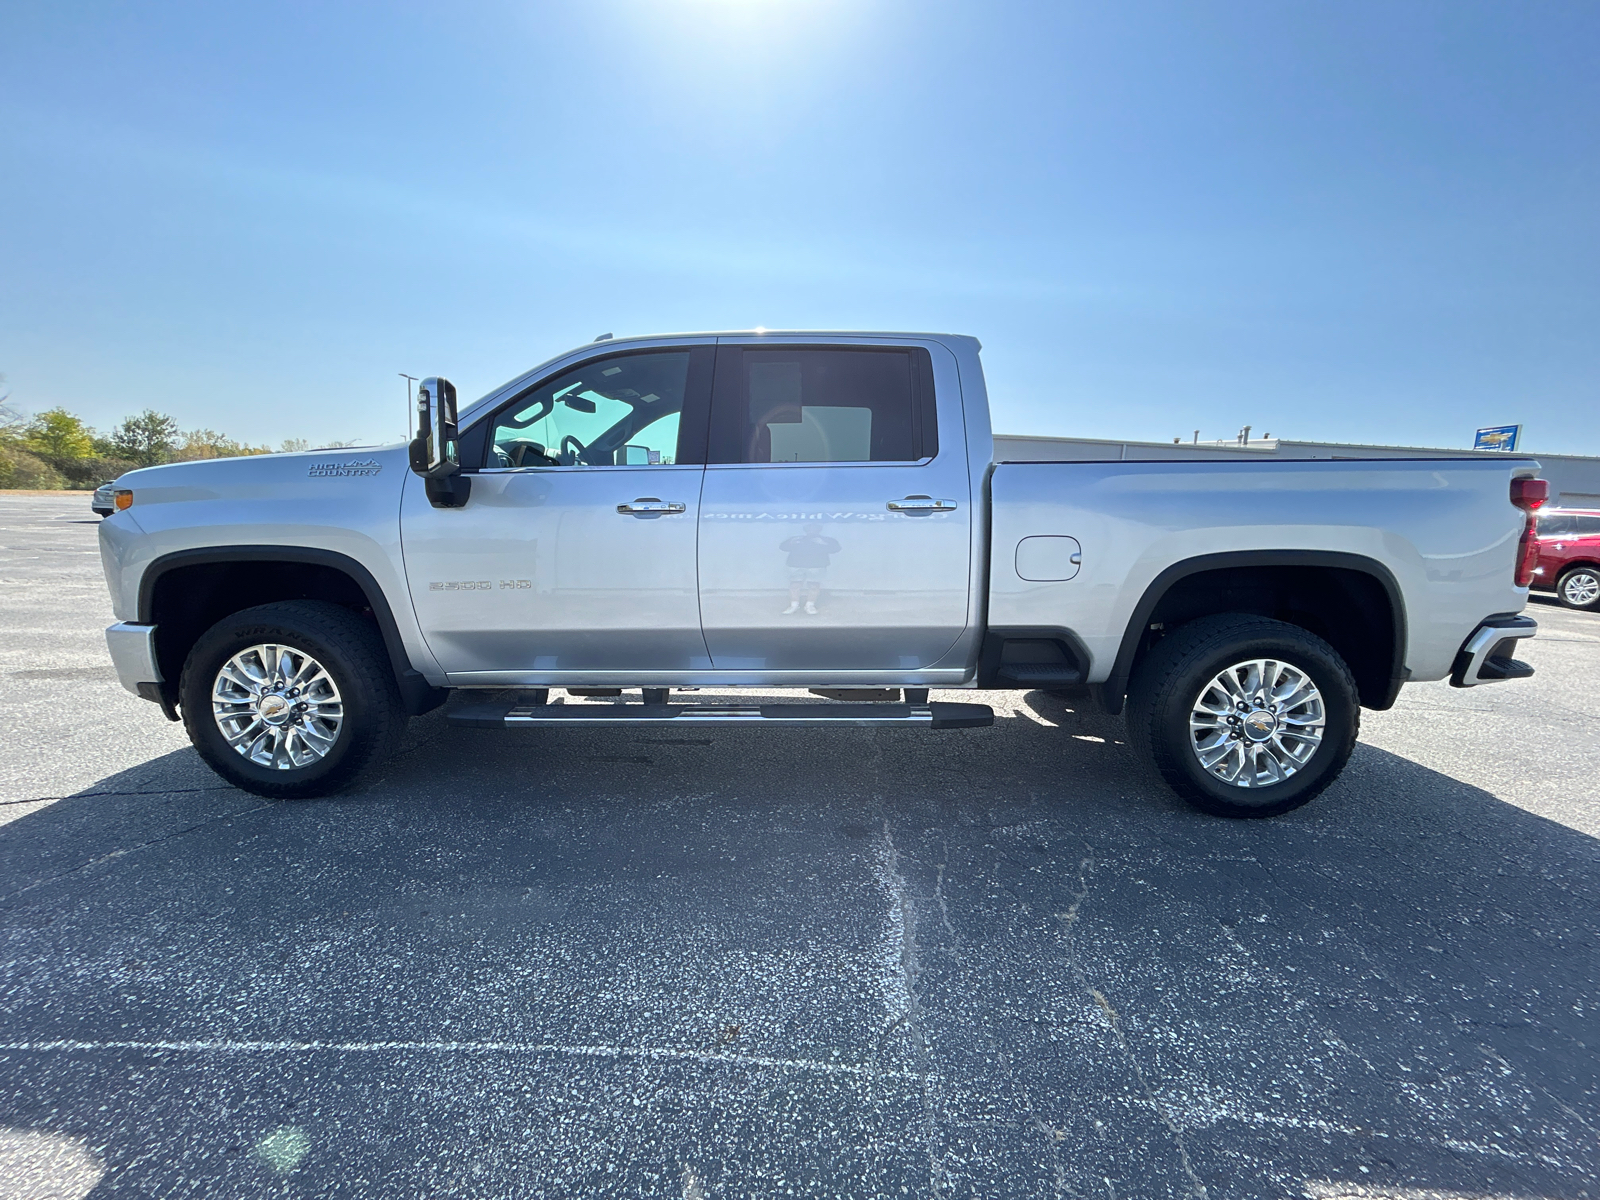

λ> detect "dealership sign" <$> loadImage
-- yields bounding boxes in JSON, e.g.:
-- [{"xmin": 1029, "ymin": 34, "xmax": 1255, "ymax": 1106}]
[{"xmin": 1473, "ymin": 425, "xmax": 1521, "ymax": 452}]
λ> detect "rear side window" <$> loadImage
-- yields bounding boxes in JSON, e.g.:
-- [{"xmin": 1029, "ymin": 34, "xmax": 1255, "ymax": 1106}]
[
  {"xmin": 1537, "ymin": 513, "xmax": 1600, "ymax": 537},
  {"xmin": 708, "ymin": 346, "xmax": 937, "ymax": 465}
]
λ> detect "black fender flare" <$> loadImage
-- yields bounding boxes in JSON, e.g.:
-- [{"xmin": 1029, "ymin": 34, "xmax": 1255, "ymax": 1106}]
[
  {"xmin": 1096, "ymin": 549, "xmax": 1408, "ymax": 715},
  {"xmin": 139, "ymin": 545, "xmax": 446, "ymax": 716}
]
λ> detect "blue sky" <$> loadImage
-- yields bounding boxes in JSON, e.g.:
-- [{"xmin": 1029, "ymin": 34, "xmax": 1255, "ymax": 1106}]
[{"xmin": 3, "ymin": 0, "xmax": 1597, "ymax": 453}]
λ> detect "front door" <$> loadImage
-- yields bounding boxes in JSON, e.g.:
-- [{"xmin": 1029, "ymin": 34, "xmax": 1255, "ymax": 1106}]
[
  {"xmin": 401, "ymin": 346, "xmax": 714, "ymax": 678},
  {"xmin": 695, "ymin": 340, "xmax": 973, "ymax": 671}
]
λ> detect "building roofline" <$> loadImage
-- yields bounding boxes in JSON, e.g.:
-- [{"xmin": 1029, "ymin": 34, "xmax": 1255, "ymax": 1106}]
[{"xmin": 993, "ymin": 431, "xmax": 1595, "ymax": 463}]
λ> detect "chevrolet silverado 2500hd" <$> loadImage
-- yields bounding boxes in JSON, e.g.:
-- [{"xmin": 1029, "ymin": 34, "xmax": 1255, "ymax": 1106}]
[{"xmin": 97, "ymin": 332, "xmax": 1546, "ymax": 817}]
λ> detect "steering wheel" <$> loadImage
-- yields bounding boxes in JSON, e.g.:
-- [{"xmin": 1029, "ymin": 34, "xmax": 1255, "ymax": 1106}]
[{"xmin": 560, "ymin": 434, "xmax": 587, "ymax": 465}]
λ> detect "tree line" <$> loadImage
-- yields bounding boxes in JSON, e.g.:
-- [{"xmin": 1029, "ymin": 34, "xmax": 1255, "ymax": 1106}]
[{"xmin": 0, "ymin": 393, "xmax": 347, "ymax": 489}]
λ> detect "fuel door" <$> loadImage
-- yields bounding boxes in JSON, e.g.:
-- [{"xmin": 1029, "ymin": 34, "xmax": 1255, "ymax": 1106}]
[{"xmin": 1015, "ymin": 535, "xmax": 1082, "ymax": 582}]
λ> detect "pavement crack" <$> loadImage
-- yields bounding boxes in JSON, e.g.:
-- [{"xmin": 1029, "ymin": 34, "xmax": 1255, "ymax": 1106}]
[
  {"xmin": 933, "ymin": 848, "xmax": 966, "ymax": 968},
  {"xmin": 1477, "ymin": 1043, "xmax": 1599, "ymax": 1138},
  {"xmin": 875, "ymin": 820, "xmax": 946, "ymax": 1197},
  {"xmin": 1055, "ymin": 852, "xmax": 1210, "ymax": 1200},
  {"xmin": 0, "ymin": 800, "xmax": 277, "ymax": 902},
  {"xmin": 1, "ymin": 785, "xmax": 235, "ymax": 807}
]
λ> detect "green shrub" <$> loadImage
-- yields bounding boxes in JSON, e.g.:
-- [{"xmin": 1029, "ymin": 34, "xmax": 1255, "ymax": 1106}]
[
  {"xmin": 0, "ymin": 444, "xmax": 66, "ymax": 489},
  {"xmin": 59, "ymin": 454, "xmax": 139, "ymax": 490}
]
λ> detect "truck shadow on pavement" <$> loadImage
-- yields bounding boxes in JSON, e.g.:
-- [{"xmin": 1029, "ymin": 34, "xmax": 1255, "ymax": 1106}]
[{"xmin": 0, "ymin": 700, "xmax": 1594, "ymax": 1199}]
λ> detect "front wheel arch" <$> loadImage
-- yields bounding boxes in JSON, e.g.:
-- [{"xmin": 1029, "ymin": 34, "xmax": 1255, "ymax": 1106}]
[
  {"xmin": 139, "ymin": 546, "xmax": 446, "ymax": 716},
  {"xmin": 180, "ymin": 600, "xmax": 407, "ymax": 798}
]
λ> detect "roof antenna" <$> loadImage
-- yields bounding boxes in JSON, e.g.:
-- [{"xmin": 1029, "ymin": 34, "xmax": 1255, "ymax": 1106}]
[{"xmin": 594, "ymin": 332, "xmax": 613, "ymax": 342}]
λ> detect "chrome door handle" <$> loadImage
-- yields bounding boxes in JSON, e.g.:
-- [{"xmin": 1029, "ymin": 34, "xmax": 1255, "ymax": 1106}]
[
  {"xmin": 887, "ymin": 496, "xmax": 958, "ymax": 513},
  {"xmin": 617, "ymin": 497, "xmax": 686, "ymax": 515}
]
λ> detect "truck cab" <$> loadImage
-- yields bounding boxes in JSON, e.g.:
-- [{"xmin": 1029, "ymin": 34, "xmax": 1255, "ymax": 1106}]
[{"xmin": 404, "ymin": 333, "xmax": 987, "ymax": 687}]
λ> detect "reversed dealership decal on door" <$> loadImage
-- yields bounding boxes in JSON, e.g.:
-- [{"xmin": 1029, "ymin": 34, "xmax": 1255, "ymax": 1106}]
[
  {"xmin": 428, "ymin": 579, "xmax": 531, "ymax": 591},
  {"xmin": 307, "ymin": 459, "xmax": 383, "ymax": 477}
]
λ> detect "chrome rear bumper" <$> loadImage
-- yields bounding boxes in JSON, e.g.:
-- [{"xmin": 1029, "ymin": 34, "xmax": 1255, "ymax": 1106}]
[{"xmin": 1450, "ymin": 614, "xmax": 1537, "ymax": 688}]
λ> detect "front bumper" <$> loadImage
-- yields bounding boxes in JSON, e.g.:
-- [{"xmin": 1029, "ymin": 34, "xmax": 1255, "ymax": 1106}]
[
  {"xmin": 105, "ymin": 622, "xmax": 162, "ymax": 700},
  {"xmin": 1450, "ymin": 614, "xmax": 1537, "ymax": 688}
]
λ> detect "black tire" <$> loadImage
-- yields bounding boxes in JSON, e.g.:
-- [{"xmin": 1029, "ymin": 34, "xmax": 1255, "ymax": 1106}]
[
  {"xmin": 179, "ymin": 601, "xmax": 407, "ymax": 799},
  {"xmin": 1556, "ymin": 565, "xmax": 1600, "ymax": 611},
  {"xmin": 1125, "ymin": 614, "xmax": 1360, "ymax": 818}
]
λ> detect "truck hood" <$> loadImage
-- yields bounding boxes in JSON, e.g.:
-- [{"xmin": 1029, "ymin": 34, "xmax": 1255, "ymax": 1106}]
[
  {"xmin": 98, "ymin": 443, "xmax": 416, "ymax": 621},
  {"xmin": 116, "ymin": 444, "xmax": 408, "ymax": 497}
]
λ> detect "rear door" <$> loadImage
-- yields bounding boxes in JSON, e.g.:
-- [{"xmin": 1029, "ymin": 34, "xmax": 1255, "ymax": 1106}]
[{"xmin": 694, "ymin": 338, "xmax": 973, "ymax": 671}]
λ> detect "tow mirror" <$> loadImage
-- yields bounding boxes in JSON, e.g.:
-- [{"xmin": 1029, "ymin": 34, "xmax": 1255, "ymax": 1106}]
[{"xmin": 408, "ymin": 376, "xmax": 472, "ymax": 508}]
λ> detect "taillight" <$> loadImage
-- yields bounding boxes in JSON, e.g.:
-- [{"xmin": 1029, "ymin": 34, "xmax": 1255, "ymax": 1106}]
[
  {"xmin": 1511, "ymin": 478, "xmax": 1548, "ymax": 512},
  {"xmin": 1511, "ymin": 477, "xmax": 1548, "ymax": 587}
]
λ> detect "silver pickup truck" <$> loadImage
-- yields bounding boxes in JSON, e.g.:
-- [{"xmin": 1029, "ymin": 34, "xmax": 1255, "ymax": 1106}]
[{"xmin": 98, "ymin": 331, "xmax": 1546, "ymax": 817}]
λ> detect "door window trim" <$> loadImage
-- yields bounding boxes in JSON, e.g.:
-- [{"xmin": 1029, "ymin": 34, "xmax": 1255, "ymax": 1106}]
[{"xmin": 706, "ymin": 344, "xmax": 940, "ymax": 467}]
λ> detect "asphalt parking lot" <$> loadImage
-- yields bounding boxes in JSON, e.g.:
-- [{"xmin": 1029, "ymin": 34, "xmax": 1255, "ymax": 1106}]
[{"xmin": 1, "ymin": 492, "xmax": 1596, "ymax": 1200}]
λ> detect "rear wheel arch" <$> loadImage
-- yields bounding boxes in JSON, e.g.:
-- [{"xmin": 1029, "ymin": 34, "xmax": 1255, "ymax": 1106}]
[
  {"xmin": 138, "ymin": 546, "xmax": 445, "ymax": 716},
  {"xmin": 1097, "ymin": 551, "xmax": 1406, "ymax": 715}
]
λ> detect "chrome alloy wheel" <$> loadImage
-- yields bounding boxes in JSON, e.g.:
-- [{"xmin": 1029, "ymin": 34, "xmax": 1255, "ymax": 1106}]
[
  {"xmin": 1188, "ymin": 658, "xmax": 1325, "ymax": 788},
  {"xmin": 212, "ymin": 643, "xmax": 344, "ymax": 770},
  {"xmin": 1562, "ymin": 570, "xmax": 1600, "ymax": 607}
]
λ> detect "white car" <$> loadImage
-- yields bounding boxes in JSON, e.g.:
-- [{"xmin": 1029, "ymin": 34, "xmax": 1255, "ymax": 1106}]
[
  {"xmin": 91, "ymin": 480, "xmax": 117, "ymax": 517},
  {"xmin": 96, "ymin": 330, "xmax": 1544, "ymax": 817}
]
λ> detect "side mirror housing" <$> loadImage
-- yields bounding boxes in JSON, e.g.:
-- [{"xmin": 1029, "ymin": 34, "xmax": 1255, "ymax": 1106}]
[{"xmin": 408, "ymin": 377, "xmax": 472, "ymax": 508}]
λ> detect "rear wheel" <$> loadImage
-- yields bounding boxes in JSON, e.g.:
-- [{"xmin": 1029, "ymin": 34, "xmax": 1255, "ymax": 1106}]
[
  {"xmin": 180, "ymin": 601, "xmax": 406, "ymax": 799},
  {"xmin": 1126, "ymin": 615, "xmax": 1360, "ymax": 818},
  {"xmin": 1556, "ymin": 565, "xmax": 1600, "ymax": 611}
]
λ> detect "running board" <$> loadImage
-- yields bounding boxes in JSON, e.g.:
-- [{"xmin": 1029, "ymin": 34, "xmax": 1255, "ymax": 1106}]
[{"xmin": 448, "ymin": 701, "xmax": 994, "ymax": 730}]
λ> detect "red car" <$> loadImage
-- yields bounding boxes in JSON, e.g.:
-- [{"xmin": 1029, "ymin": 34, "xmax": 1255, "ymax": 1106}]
[{"xmin": 1531, "ymin": 508, "xmax": 1600, "ymax": 610}]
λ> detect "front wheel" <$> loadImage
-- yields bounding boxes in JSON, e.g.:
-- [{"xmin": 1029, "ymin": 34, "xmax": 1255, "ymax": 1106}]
[
  {"xmin": 1557, "ymin": 565, "xmax": 1600, "ymax": 611},
  {"xmin": 179, "ymin": 601, "xmax": 407, "ymax": 799},
  {"xmin": 1126, "ymin": 615, "xmax": 1360, "ymax": 818}
]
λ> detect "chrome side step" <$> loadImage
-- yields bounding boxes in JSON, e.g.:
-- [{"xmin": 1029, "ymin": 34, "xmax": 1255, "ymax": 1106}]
[{"xmin": 448, "ymin": 700, "xmax": 994, "ymax": 730}]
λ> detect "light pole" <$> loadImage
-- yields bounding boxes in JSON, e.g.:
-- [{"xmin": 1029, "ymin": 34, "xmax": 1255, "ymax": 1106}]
[{"xmin": 399, "ymin": 374, "xmax": 418, "ymax": 441}]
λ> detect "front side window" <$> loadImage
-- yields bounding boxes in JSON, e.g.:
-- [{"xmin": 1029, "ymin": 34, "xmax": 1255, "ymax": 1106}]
[
  {"xmin": 1538, "ymin": 513, "xmax": 1577, "ymax": 537},
  {"xmin": 488, "ymin": 350, "xmax": 691, "ymax": 468},
  {"xmin": 709, "ymin": 346, "xmax": 936, "ymax": 465}
]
